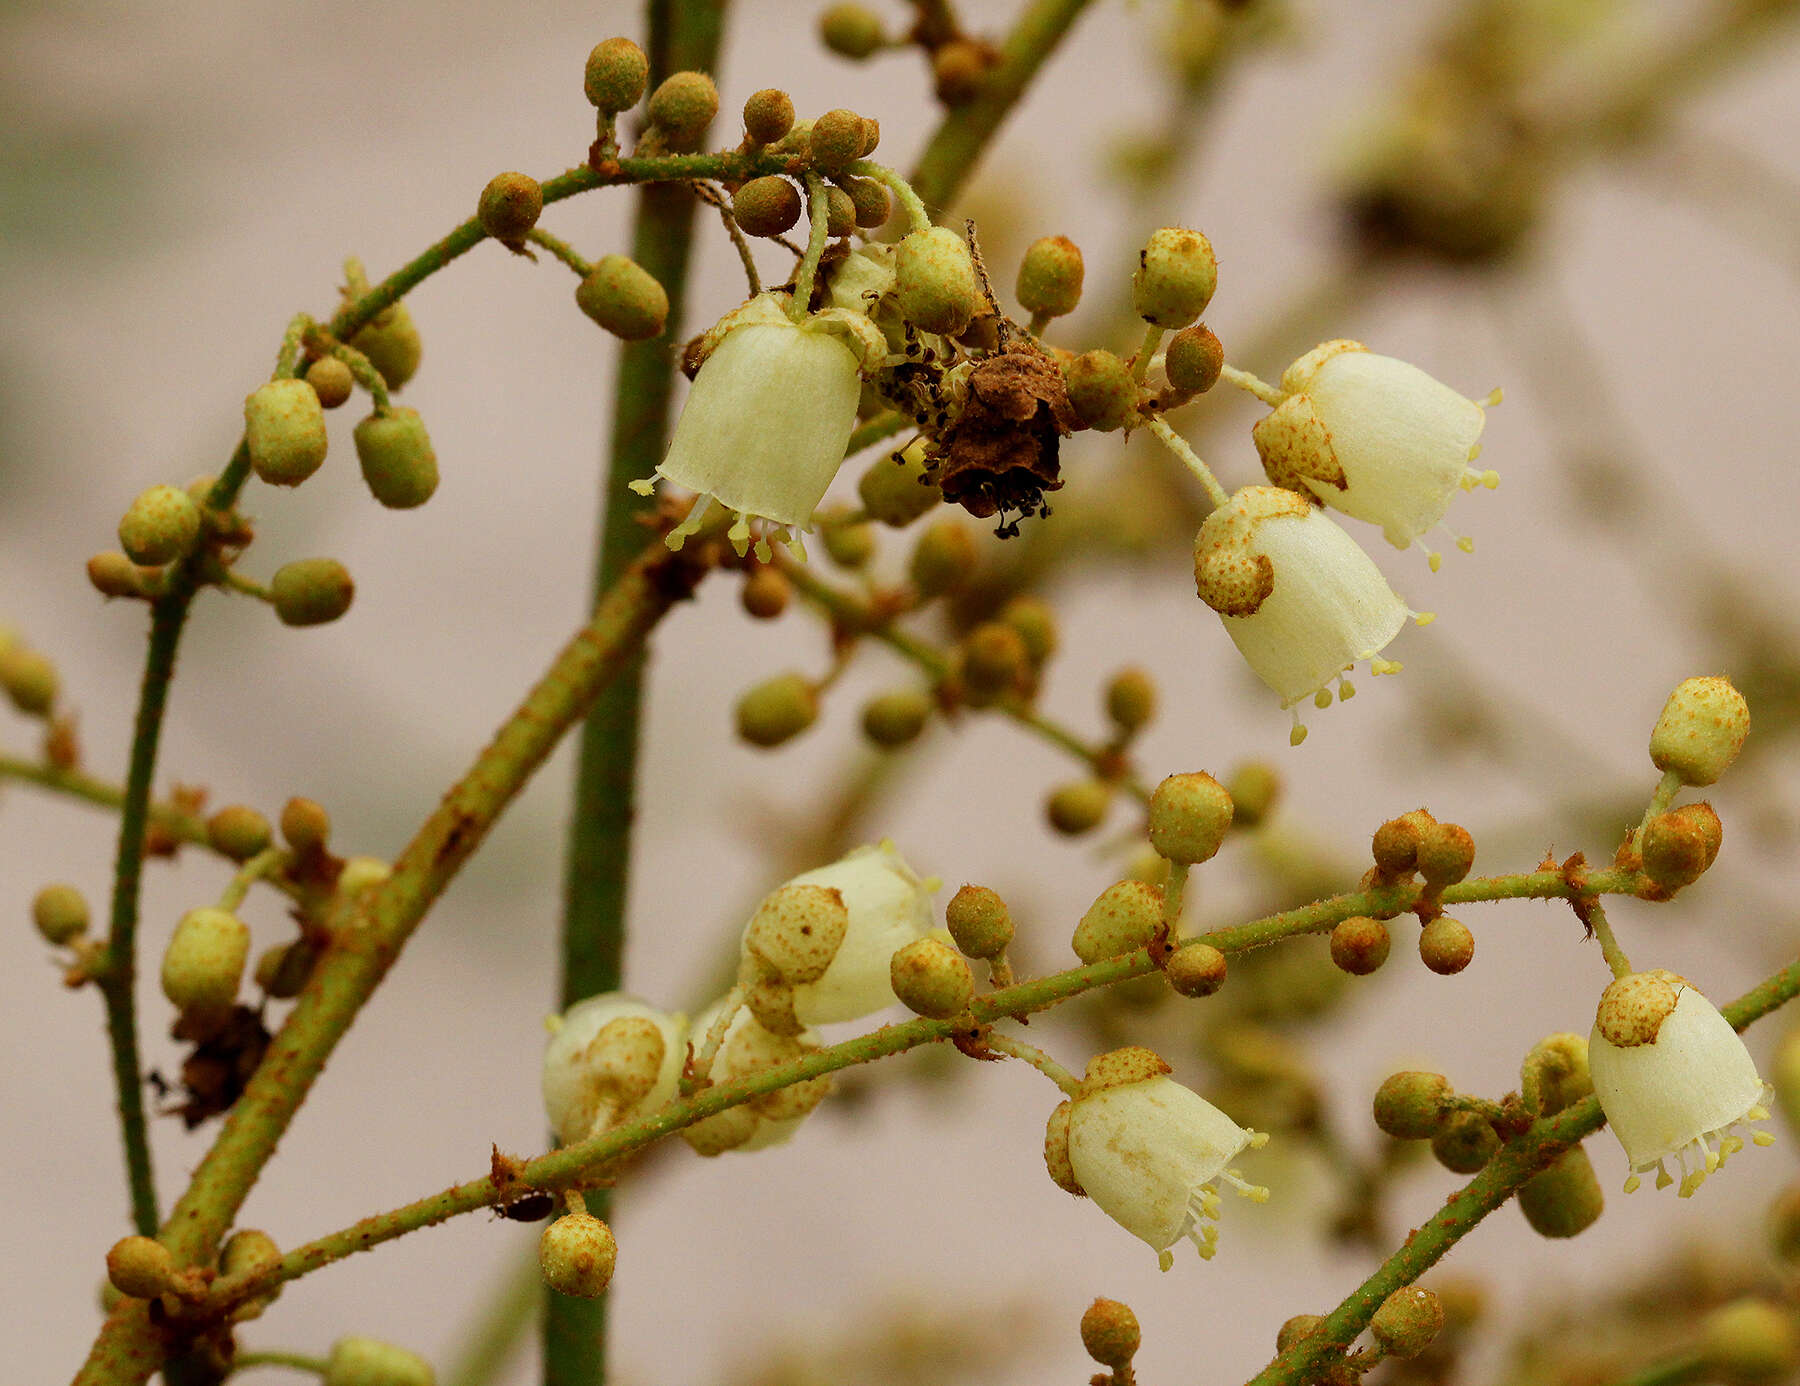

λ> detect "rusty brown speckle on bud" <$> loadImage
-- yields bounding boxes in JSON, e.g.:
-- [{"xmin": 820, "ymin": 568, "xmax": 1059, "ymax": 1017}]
[{"xmin": 1595, "ymin": 969, "xmax": 1686, "ymax": 1048}]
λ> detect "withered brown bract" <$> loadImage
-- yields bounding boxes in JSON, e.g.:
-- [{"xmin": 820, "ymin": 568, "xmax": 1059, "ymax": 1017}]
[{"xmin": 929, "ymin": 341, "xmax": 1080, "ymax": 538}]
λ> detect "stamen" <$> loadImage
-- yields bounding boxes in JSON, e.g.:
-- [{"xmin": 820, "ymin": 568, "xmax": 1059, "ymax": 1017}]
[
  {"xmin": 1314, "ymin": 688, "xmax": 1332, "ymax": 710},
  {"xmin": 1338, "ymin": 677, "xmax": 1355, "ymax": 702}
]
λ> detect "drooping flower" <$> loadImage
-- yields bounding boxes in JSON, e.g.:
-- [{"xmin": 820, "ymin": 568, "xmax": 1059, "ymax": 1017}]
[
  {"xmin": 1588, "ymin": 969, "xmax": 1774, "ymax": 1196},
  {"xmin": 541, "ymin": 993, "xmax": 687, "ymax": 1146},
  {"xmin": 632, "ymin": 292, "xmax": 887, "ymax": 560},
  {"xmin": 680, "ymin": 999, "xmax": 832, "ymax": 1155},
  {"xmin": 1194, "ymin": 485, "xmax": 1424, "ymax": 742},
  {"xmin": 1252, "ymin": 340, "xmax": 1498, "ymax": 567},
  {"xmin": 1045, "ymin": 1047, "xmax": 1268, "ymax": 1270}
]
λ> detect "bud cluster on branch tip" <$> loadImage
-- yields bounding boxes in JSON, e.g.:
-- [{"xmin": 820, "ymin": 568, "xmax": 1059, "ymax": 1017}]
[
  {"xmin": 645, "ymin": 70, "xmax": 718, "ymax": 149},
  {"xmin": 323, "ymin": 1334, "xmax": 435, "ymax": 1386},
  {"xmin": 1046, "ymin": 1046, "xmax": 1269, "ymax": 1268},
  {"xmin": 270, "ymin": 558, "xmax": 355, "ymax": 627},
  {"xmin": 945, "ymin": 884, "xmax": 1013, "ymax": 960},
  {"xmin": 732, "ymin": 177, "xmax": 802, "ymax": 238},
  {"xmin": 584, "ymin": 36, "xmax": 648, "ymax": 113},
  {"xmin": 1418, "ymin": 915, "xmax": 1474, "ymax": 974},
  {"xmin": 1046, "ymin": 779, "xmax": 1112, "ymax": 836},
  {"xmin": 161, "ymin": 908, "xmax": 251, "ymax": 1014},
  {"xmin": 32, "ymin": 883, "xmax": 89, "ymax": 946},
  {"xmin": 889, "ymin": 936, "xmax": 973, "ymax": 1017},
  {"xmin": 860, "ymin": 687, "xmax": 931, "ymax": 748},
  {"xmin": 280, "ymin": 796, "xmax": 331, "ymax": 855},
  {"xmin": 1371, "ymin": 1287, "xmax": 1444, "ymax": 1359},
  {"xmin": 306, "ymin": 355, "xmax": 355, "ymax": 409},
  {"xmin": 1105, "ymin": 667, "xmax": 1157, "ymax": 733},
  {"xmin": 106, "ymin": 1235, "xmax": 177, "ymax": 1299},
  {"xmin": 207, "ymin": 804, "xmax": 272, "ymax": 861},
  {"xmin": 909, "ymin": 516, "xmax": 977, "ymax": 596},
  {"xmin": 1701, "ymin": 1298, "xmax": 1800, "ymax": 1385},
  {"xmin": 742, "ymin": 88, "xmax": 796, "ymax": 145},
  {"xmin": 1649, "ymin": 675, "xmax": 1750, "ymax": 787},
  {"xmin": 477, "ymin": 171, "xmax": 542, "ymax": 243},
  {"xmin": 859, "ymin": 439, "xmax": 942, "ymax": 527},
  {"xmin": 1073, "ymin": 880, "xmax": 1164, "ymax": 964},
  {"xmin": 541, "ymin": 993, "xmax": 686, "ymax": 1146},
  {"xmin": 245, "ymin": 378, "xmax": 328, "ymax": 487},
  {"xmin": 1589, "ymin": 969, "xmax": 1774, "ymax": 1196},
  {"xmin": 1372, "ymin": 1070, "xmax": 1452, "ymax": 1140},
  {"xmin": 820, "ymin": 3, "xmax": 887, "ymax": 59},
  {"xmin": 1165, "ymin": 323, "xmax": 1224, "ymax": 396},
  {"xmin": 118, "ymin": 485, "xmax": 201, "ymax": 566},
  {"xmin": 1146, "ymin": 771, "xmax": 1233, "ymax": 864},
  {"xmin": 1016, "ymin": 236, "xmax": 1084, "ymax": 320},
  {"xmin": 1329, "ymin": 916, "xmax": 1390, "ymax": 975},
  {"xmin": 1080, "ymin": 1298, "xmax": 1141, "ymax": 1370},
  {"xmin": 1518, "ymin": 1145, "xmax": 1604, "ymax": 1238},
  {"xmin": 353, "ymin": 407, "xmax": 438, "ymax": 509},
  {"xmin": 681, "ymin": 1000, "xmax": 832, "ymax": 1154},
  {"xmin": 1063, "ymin": 349, "xmax": 1136, "ymax": 431},
  {"xmin": 576, "ymin": 253, "xmax": 670, "ymax": 341},
  {"xmin": 1253, "ymin": 340, "xmax": 1496, "ymax": 563},
  {"xmin": 735, "ymin": 672, "xmax": 818, "ymax": 748},
  {"xmin": 895, "ymin": 226, "xmax": 980, "ymax": 337},
  {"xmin": 806, "ymin": 107, "xmax": 863, "ymax": 169},
  {"xmin": 1639, "ymin": 802, "xmax": 1722, "ymax": 892},
  {"xmin": 1132, "ymin": 227, "xmax": 1217, "ymax": 328},
  {"xmin": 1164, "ymin": 941, "xmax": 1227, "ymax": 998}
]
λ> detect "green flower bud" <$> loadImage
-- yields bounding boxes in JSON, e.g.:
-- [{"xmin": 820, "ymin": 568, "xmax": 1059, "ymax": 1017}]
[
  {"xmin": 305, "ymin": 355, "xmax": 355, "ymax": 409},
  {"xmin": 254, "ymin": 938, "xmax": 317, "ymax": 999},
  {"xmin": 1520, "ymin": 1033, "xmax": 1591, "ymax": 1117},
  {"xmin": 88, "ymin": 551, "xmax": 148, "ymax": 599},
  {"xmin": 337, "ymin": 855, "xmax": 390, "ymax": 899},
  {"xmin": 932, "ymin": 38, "xmax": 990, "ymax": 104},
  {"xmin": 1431, "ymin": 1110, "xmax": 1499, "ymax": 1173},
  {"xmin": 575, "ymin": 254, "xmax": 670, "ymax": 340},
  {"xmin": 908, "ymin": 517, "xmax": 977, "ymax": 597},
  {"xmin": 1370, "ymin": 1287, "xmax": 1444, "ymax": 1359},
  {"xmin": 646, "ymin": 70, "xmax": 718, "ymax": 150},
  {"xmin": 1275, "ymin": 1315, "xmax": 1326, "ymax": 1354},
  {"xmin": 1224, "ymin": 761, "xmax": 1280, "ymax": 828},
  {"xmin": 1517, "ymin": 1145, "xmax": 1604, "ymax": 1238},
  {"xmin": 1016, "ymin": 236, "xmax": 1084, "ymax": 319},
  {"xmin": 735, "ymin": 672, "xmax": 818, "ymax": 747},
  {"xmin": 1146, "ymin": 771, "xmax": 1233, "ymax": 865},
  {"xmin": 219, "ymin": 1228, "xmax": 282, "ymax": 1320},
  {"xmin": 118, "ymin": 485, "xmax": 201, "ymax": 566},
  {"xmin": 1330, "ymin": 915, "xmax": 1390, "ymax": 975},
  {"xmin": 839, "ymin": 174, "xmax": 891, "ymax": 229},
  {"xmin": 1416, "ymin": 821, "xmax": 1474, "ymax": 890},
  {"xmin": 353, "ymin": 407, "xmax": 439, "ymax": 509},
  {"xmin": 1165, "ymin": 941, "xmax": 1227, "ymax": 998},
  {"xmin": 809, "ymin": 108, "xmax": 865, "ymax": 170},
  {"xmin": 819, "ymin": 3, "xmax": 886, "ymax": 59},
  {"xmin": 1000, "ymin": 596, "xmax": 1059, "ymax": 666},
  {"xmin": 539, "ymin": 1211, "xmax": 617, "ymax": 1299},
  {"xmin": 244, "ymin": 378, "xmax": 329, "ymax": 487},
  {"xmin": 207, "ymin": 805, "xmax": 273, "ymax": 862},
  {"xmin": 584, "ymin": 37, "xmax": 648, "ymax": 113},
  {"xmin": 1372, "ymin": 1071, "xmax": 1452, "ymax": 1140},
  {"xmin": 740, "ymin": 565, "xmax": 791, "ymax": 619},
  {"xmin": 1371, "ymin": 810, "xmax": 1432, "ymax": 876},
  {"xmin": 1105, "ymin": 667, "xmax": 1157, "ymax": 732},
  {"xmin": 731, "ymin": 176, "xmax": 802, "ymax": 238},
  {"xmin": 477, "ymin": 171, "xmax": 542, "ymax": 242},
  {"xmin": 0, "ymin": 644, "xmax": 58, "ymax": 716},
  {"xmin": 889, "ymin": 936, "xmax": 974, "ymax": 1018},
  {"xmin": 858, "ymin": 440, "xmax": 941, "ymax": 526},
  {"xmin": 961, "ymin": 622, "xmax": 1028, "ymax": 699},
  {"xmin": 161, "ymin": 907, "xmax": 251, "ymax": 1013},
  {"xmin": 32, "ymin": 883, "xmax": 89, "ymax": 945},
  {"xmin": 1073, "ymin": 880, "xmax": 1163, "ymax": 963},
  {"xmin": 1132, "ymin": 226, "xmax": 1217, "ymax": 329},
  {"xmin": 1046, "ymin": 779, "xmax": 1112, "ymax": 836},
  {"xmin": 1650, "ymin": 675, "xmax": 1750, "ymax": 786},
  {"xmin": 106, "ymin": 1235, "xmax": 176, "ymax": 1299},
  {"xmin": 270, "ymin": 558, "xmax": 355, "ymax": 627},
  {"xmin": 1080, "ymin": 1298, "xmax": 1141, "ymax": 1370},
  {"xmin": 1418, "ymin": 916, "xmax": 1474, "ymax": 975},
  {"xmin": 741, "ymin": 88, "xmax": 796, "ymax": 144},
  {"xmin": 895, "ymin": 227, "xmax": 979, "ymax": 337},
  {"xmin": 323, "ymin": 1335, "xmax": 435, "ymax": 1386},
  {"xmin": 1164, "ymin": 323, "xmax": 1224, "ymax": 395},
  {"xmin": 824, "ymin": 185, "xmax": 856, "ymax": 238},
  {"xmin": 1063, "ymin": 349, "xmax": 1136, "ymax": 431},
  {"xmin": 1701, "ymin": 1299, "xmax": 1799, "ymax": 1385},
  {"xmin": 861, "ymin": 687, "xmax": 932, "ymax": 748},
  {"xmin": 945, "ymin": 884, "xmax": 1012, "ymax": 959},
  {"xmin": 1639, "ymin": 802, "xmax": 1723, "ymax": 891},
  {"xmin": 280, "ymin": 796, "xmax": 331, "ymax": 854},
  {"xmin": 349, "ymin": 301, "xmax": 423, "ymax": 391}
]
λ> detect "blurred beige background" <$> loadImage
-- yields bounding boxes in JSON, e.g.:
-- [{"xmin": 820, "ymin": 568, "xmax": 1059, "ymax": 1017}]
[{"xmin": 6, "ymin": 1, "xmax": 1800, "ymax": 1382}]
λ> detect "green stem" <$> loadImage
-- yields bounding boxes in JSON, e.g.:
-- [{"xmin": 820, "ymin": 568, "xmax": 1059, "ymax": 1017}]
[
  {"xmin": 985, "ymin": 1031, "xmax": 1080, "ymax": 1094},
  {"xmin": 1585, "ymin": 898, "xmax": 1634, "ymax": 980},
  {"xmin": 1218, "ymin": 362, "xmax": 1284, "ymax": 406},
  {"xmin": 1636, "ymin": 767, "xmax": 1683, "ymax": 835},
  {"xmin": 1129, "ymin": 323, "xmax": 1162, "ymax": 383},
  {"xmin": 852, "ymin": 161, "xmax": 931, "ymax": 233},
  {"xmin": 0, "ymin": 753, "xmax": 209, "ymax": 847},
  {"xmin": 524, "ymin": 228, "xmax": 595, "ymax": 278},
  {"xmin": 1145, "ymin": 415, "xmax": 1229, "ymax": 511},
  {"xmin": 216, "ymin": 847, "xmax": 286, "ymax": 913},
  {"xmin": 790, "ymin": 170, "xmax": 832, "ymax": 321},
  {"xmin": 443, "ymin": 1253, "xmax": 543, "ymax": 1386}
]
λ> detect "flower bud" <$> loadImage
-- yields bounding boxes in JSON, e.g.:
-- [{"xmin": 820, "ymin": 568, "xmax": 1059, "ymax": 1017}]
[
  {"xmin": 270, "ymin": 558, "xmax": 355, "ymax": 627},
  {"xmin": 538, "ymin": 1212, "xmax": 617, "ymax": 1299},
  {"xmin": 1416, "ymin": 821, "xmax": 1474, "ymax": 890},
  {"xmin": 1372, "ymin": 811, "xmax": 1430, "ymax": 875},
  {"xmin": 584, "ymin": 37, "xmax": 648, "ymax": 113},
  {"xmin": 1521, "ymin": 1033, "xmax": 1592, "ymax": 1117},
  {"xmin": 219, "ymin": 1226, "xmax": 281, "ymax": 1289},
  {"xmin": 118, "ymin": 485, "xmax": 201, "ymax": 566},
  {"xmin": 741, "ymin": 87, "xmax": 795, "ymax": 144},
  {"xmin": 255, "ymin": 938, "xmax": 317, "ymax": 999},
  {"xmin": 961, "ymin": 623, "xmax": 1028, "ymax": 699},
  {"xmin": 0, "ymin": 643, "xmax": 57, "ymax": 716},
  {"xmin": 207, "ymin": 805, "xmax": 272, "ymax": 862},
  {"xmin": 1165, "ymin": 942, "xmax": 1226, "ymax": 998},
  {"xmin": 858, "ymin": 440, "xmax": 941, "ymax": 526},
  {"xmin": 889, "ymin": 936, "xmax": 974, "ymax": 1018},
  {"xmin": 945, "ymin": 884, "xmax": 1012, "ymax": 959},
  {"xmin": 88, "ymin": 551, "xmax": 148, "ymax": 598},
  {"xmin": 353, "ymin": 408, "xmax": 438, "ymax": 509},
  {"xmin": 161, "ymin": 907, "xmax": 251, "ymax": 1013},
  {"xmin": 932, "ymin": 38, "xmax": 991, "ymax": 104},
  {"xmin": 823, "ymin": 185, "xmax": 856, "ymax": 238},
  {"xmin": 280, "ymin": 797, "xmax": 331, "ymax": 854},
  {"xmin": 106, "ymin": 1235, "xmax": 176, "ymax": 1299},
  {"xmin": 731, "ymin": 177, "xmax": 802, "ymax": 238},
  {"xmin": 1063, "ymin": 349, "xmax": 1135, "ymax": 431},
  {"xmin": 1165, "ymin": 324, "xmax": 1224, "ymax": 395},
  {"xmin": 819, "ymin": 3, "xmax": 886, "ymax": 59},
  {"xmin": 1224, "ymin": 762, "xmax": 1280, "ymax": 828},
  {"xmin": 1330, "ymin": 916, "xmax": 1390, "ymax": 975},
  {"xmin": 478, "ymin": 171, "xmax": 542, "ymax": 242},
  {"xmin": 1044, "ymin": 1099, "xmax": 1082, "ymax": 1195},
  {"xmin": 245, "ymin": 378, "xmax": 328, "ymax": 487},
  {"xmin": 1132, "ymin": 227, "xmax": 1217, "ymax": 329},
  {"xmin": 1517, "ymin": 1145, "xmax": 1604, "ymax": 1238},
  {"xmin": 1000, "ymin": 596, "xmax": 1058, "ymax": 666},
  {"xmin": 324, "ymin": 1335, "xmax": 434, "ymax": 1386},
  {"xmin": 348, "ymin": 302, "xmax": 423, "ymax": 392},
  {"xmin": 1276, "ymin": 1315, "xmax": 1326, "ymax": 1354},
  {"xmin": 576, "ymin": 254, "xmax": 670, "ymax": 341},
  {"xmin": 1046, "ymin": 779, "xmax": 1111, "ymax": 836},
  {"xmin": 860, "ymin": 688, "xmax": 931, "ymax": 747},
  {"xmin": 543, "ymin": 994, "xmax": 686, "ymax": 1144},
  {"xmin": 682, "ymin": 1105, "xmax": 761, "ymax": 1156},
  {"xmin": 1418, "ymin": 916, "xmax": 1474, "ymax": 975},
  {"xmin": 809, "ymin": 108, "xmax": 865, "ymax": 170},
  {"xmin": 744, "ymin": 884, "xmax": 848, "ymax": 985},
  {"xmin": 1701, "ymin": 1299, "xmax": 1799, "ymax": 1385},
  {"xmin": 1146, "ymin": 771, "xmax": 1233, "ymax": 864},
  {"xmin": 819, "ymin": 510, "xmax": 874, "ymax": 568},
  {"xmin": 1650, "ymin": 675, "xmax": 1750, "ymax": 786},
  {"xmin": 646, "ymin": 70, "xmax": 718, "ymax": 150},
  {"xmin": 1371, "ymin": 1287, "xmax": 1444, "ymax": 1359},
  {"xmin": 895, "ymin": 227, "xmax": 979, "ymax": 337},
  {"xmin": 1373, "ymin": 1071, "xmax": 1451, "ymax": 1140},
  {"xmin": 32, "ymin": 883, "xmax": 89, "ymax": 945},
  {"xmin": 1080, "ymin": 1298, "xmax": 1141, "ymax": 1370},
  {"xmin": 1016, "ymin": 236, "xmax": 1084, "ymax": 319},
  {"xmin": 1640, "ymin": 803, "xmax": 1723, "ymax": 891},
  {"xmin": 306, "ymin": 355, "xmax": 355, "ymax": 409},
  {"xmin": 1105, "ymin": 667, "xmax": 1157, "ymax": 732},
  {"xmin": 1431, "ymin": 1111, "xmax": 1499, "ymax": 1174},
  {"xmin": 1073, "ymin": 880, "xmax": 1163, "ymax": 964},
  {"xmin": 734, "ymin": 672, "xmax": 818, "ymax": 748},
  {"xmin": 839, "ymin": 174, "xmax": 891, "ymax": 229},
  {"xmin": 908, "ymin": 517, "xmax": 977, "ymax": 597},
  {"xmin": 337, "ymin": 855, "xmax": 390, "ymax": 901}
]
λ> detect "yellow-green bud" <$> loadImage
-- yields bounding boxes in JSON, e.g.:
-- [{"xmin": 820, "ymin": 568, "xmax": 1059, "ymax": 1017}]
[
  {"xmin": 1063, "ymin": 349, "xmax": 1136, "ymax": 431},
  {"xmin": 477, "ymin": 171, "xmax": 542, "ymax": 242},
  {"xmin": 741, "ymin": 88, "xmax": 796, "ymax": 144},
  {"xmin": 1276, "ymin": 1315, "xmax": 1327, "ymax": 1354},
  {"xmin": 119, "ymin": 485, "xmax": 201, "ymax": 566},
  {"xmin": 1164, "ymin": 323, "xmax": 1224, "ymax": 395},
  {"xmin": 1373, "ymin": 1071, "xmax": 1451, "ymax": 1140},
  {"xmin": 1224, "ymin": 761, "xmax": 1280, "ymax": 827},
  {"xmin": 539, "ymin": 1212, "xmax": 617, "ymax": 1299},
  {"xmin": 1372, "ymin": 809, "xmax": 1434, "ymax": 876},
  {"xmin": 1015, "ymin": 236, "xmax": 1084, "ymax": 319},
  {"xmin": 306, "ymin": 355, "xmax": 355, "ymax": 409},
  {"xmin": 1330, "ymin": 915, "xmax": 1390, "ymax": 975},
  {"xmin": 584, "ymin": 37, "xmax": 648, "ymax": 113},
  {"xmin": 741, "ymin": 565, "xmax": 791, "ymax": 620},
  {"xmin": 106, "ymin": 1235, "xmax": 176, "ymax": 1299},
  {"xmin": 861, "ymin": 688, "xmax": 932, "ymax": 748},
  {"xmin": 932, "ymin": 38, "xmax": 990, "ymax": 104},
  {"xmin": 646, "ymin": 70, "xmax": 718, "ymax": 150},
  {"xmin": 1146, "ymin": 771, "xmax": 1233, "ymax": 864},
  {"xmin": 823, "ymin": 185, "xmax": 856, "ymax": 238},
  {"xmin": 1000, "ymin": 596, "xmax": 1059, "ymax": 666},
  {"xmin": 1520, "ymin": 1033, "xmax": 1591, "ymax": 1117},
  {"xmin": 1046, "ymin": 779, "xmax": 1112, "ymax": 836},
  {"xmin": 1418, "ymin": 916, "xmax": 1474, "ymax": 975},
  {"xmin": 219, "ymin": 1228, "xmax": 282, "ymax": 1320},
  {"xmin": 281, "ymin": 797, "xmax": 331, "ymax": 854},
  {"xmin": 162, "ymin": 907, "xmax": 251, "ymax": 1014},
  {"xmin": 1073, "ymin": 880, "xmax": 1163, "ymax": 963},
  {"xmin": 962, "ymin": 623, "xmax": 1028, "ymax": 699},
  {"xmin": 33, "ymin": 883, "xmax": 89, "ymax": 945},
  {"xmin": 1165, "ymin": 941, "xmax": 1227, "ymax": 997},
  {"xmin": 1132, "ymin": 226, "xmax": 1217, "ymax": 328},
  {"xmin": 337, "ymin": 855, "xmax": 390, "ymax": 899},
  {"xmin": 349, "ymin": 301, "xmax": 422, "ymax": 391},
  {"xmin": 207, "ymin": 805, "xmax": 272, "ymax": 862},
  {"xmin": 1371, "ymin": 1287, "xmax": 1444, "ymax": 1359},
  {"xmin": 1080, "ymin": 1298, "xmax": 1141, "ymax": 1370},
  {"xmin": 1517, "ymin": 1145, "xmax": 1604, "ymax": 1238},
  {"xmin": 819, "ymin": 3, "xmax": 886, "ymax": 59},
  {"xmin": 908, "ymin": 517, "xmax": 977, "ymax": 597},
  {"xmin": 945, "ymin": 884, "xmax": 1012, "ymax": 959},
  {"xmin": 1416, "ymin": 821, "xmax": 1474, "ymax": 890},
  {"xmin": 809, "ymin": 108, "xmax": 865, "ymax": 170},
  {"xmin": 245, "ymin": 378, "xmax": 329, "ymax": 487},
  {"xmin": 1639, "ymin": 802, "xmax": 1723, "ymax": 891},
  {"xmin": 895, "ymin": 226, "xmax": 979, "ymax": 337},
  {"xmin": 1701, "ymin": 1299, "xmax": 1799, "ymax": 1385},
  {"xmin": 735, "ymin": 672, "xmax": 818, "ymax": 748},
  {"xmin": 270, "ymin": 558, "xmax": 355, "ymax": 628},
  {"xmin": 1650, "ymin": 675, "xmax": 1750, "ymax": 786},
  {"xmin": 816, "ymin": 512, "xmax": 873, "ymax": 571},
  {"xmin": 1431, "ymin": 1111, "xmax": 1499, "ymax": 1173},
  {"xmin": 255, "ymin": 938, "xmax": 317, "ymax": 999},
  {"xmin": 0, "ymin": 644, "xmax": 57, "ymax": 716},
  {"xmin": 1105, "ymin": 667, "xmax": 1157, "ymax": 732},
  {"xmin": 858, "ymin": 440, "xmax": 940, "ymax": 526},
  {"xmin": 839, "ymin": 174, "xmax": 891, "ymax": 229},
  {"xmin": 88, "ymin": 551, "xmax": 148, "ymax": 598},
  {"xmin": 575, "ymin": 254, "xmax": 670, "ymax": 340},
  {"xmin": 353, "ymin": 407, "xmax": 439, "ymax": 509},
  {"xmin": 731, "ymin": 177, "xmax": 802, "ymax": 238},
  {"xmin": 323, "ymin": 1335, "xmax": 435, "ymax": 1386},
  {"xmin": 890, "ymin": 936, "xmax": 974, "ymax": 1018},
  {"xmin": 744, "ymin": 884, "xmax": 848, "ymax": 985}
]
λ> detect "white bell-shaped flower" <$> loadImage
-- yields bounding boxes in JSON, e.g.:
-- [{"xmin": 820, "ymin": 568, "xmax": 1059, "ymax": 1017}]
[
  {"xmin": 634, "ymin": 292, "xmax": 888, "ymax": 561},
  {"xmin": 1252, "ymin": 340, "xmax": 1498, "ymax": 568},
  {"xmin": 1588, "ymin": 969, "xmax": 1774, "ymax": 1197},
  {"xmin": 1194, "ymin": 485, "xmax": 1421, "ymax": 742},
  {"xmin": 541, "ymin": 993, "xmax": 687, "ymax": 1146},
  {"xmin": 683, "ymin": 999, "xmax": 832, "ymax": 1155},
  {"xmin": 1053, "ymin": 1047, "xmax": 1268, "ymax": 1270}
]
